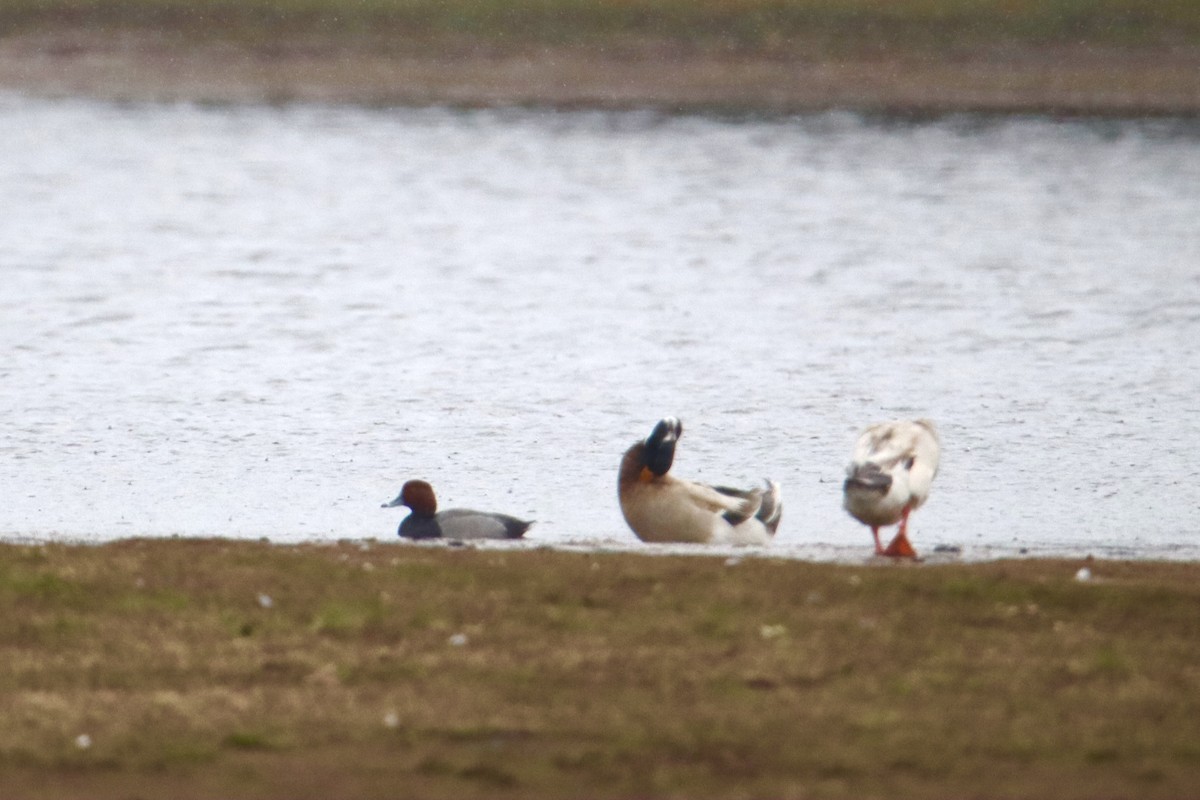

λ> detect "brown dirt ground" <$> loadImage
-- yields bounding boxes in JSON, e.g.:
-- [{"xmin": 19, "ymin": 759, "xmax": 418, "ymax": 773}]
[
  {"xmin": 1, "ymin": 28, "xmax": 1199, "ymax": 114},
  {"xmin": 3, "ymin": 540, "xmax": 1200, "ymax": 800}
]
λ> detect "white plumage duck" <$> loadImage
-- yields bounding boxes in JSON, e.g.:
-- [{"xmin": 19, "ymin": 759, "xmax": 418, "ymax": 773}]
[{"xmin": 843, "ymin": 419, "xmax": 940, "ymax": 558}]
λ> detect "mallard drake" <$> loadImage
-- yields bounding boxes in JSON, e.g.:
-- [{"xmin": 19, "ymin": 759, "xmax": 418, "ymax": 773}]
[
  {"xmin": 618, "ymin": 417, "xmax": 782, "ymax": 546},
  {"xmin": 842, "ymin": 419, "xmax": 940, "ymax": 558},
  {"xmin": 382, "ymin": 479, "xmax": 533, "ymax": 540}
]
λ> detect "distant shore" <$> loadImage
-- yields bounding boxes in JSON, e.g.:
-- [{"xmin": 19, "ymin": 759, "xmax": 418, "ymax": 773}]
[{"xmin": 2, "ymin": 27, "xmax": 1199, "ymax": 115}]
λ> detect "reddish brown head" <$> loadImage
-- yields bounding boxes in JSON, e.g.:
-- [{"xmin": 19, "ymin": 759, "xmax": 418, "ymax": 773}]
[{"xmin": 382, "ymin": 479, "xmax": 438, "ymax": 517}]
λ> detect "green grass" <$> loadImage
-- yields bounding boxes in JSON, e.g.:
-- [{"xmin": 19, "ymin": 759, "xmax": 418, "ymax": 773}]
[
  {"xmin": 1, "ymin": 539, "xmax": 1199, "ymax": 798},
  {"xmin": 5, "ymin": 0, "xmax": 1200, "ymax": 51}
]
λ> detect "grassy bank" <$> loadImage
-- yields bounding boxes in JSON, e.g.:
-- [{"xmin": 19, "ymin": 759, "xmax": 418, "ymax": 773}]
[
  {"xmin": 2, "ymin": 539, "xmax": 1199, "ymax": 799},
  {"xmin": 3, "ymin": 0, "xmax": 1199, "ymax": 112},
  {"xmin": 5, "ymin": 0, "xmax": 1200, "ymax": 52}
]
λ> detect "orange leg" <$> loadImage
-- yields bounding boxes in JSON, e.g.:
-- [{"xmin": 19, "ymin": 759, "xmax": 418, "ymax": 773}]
[
  {"xmin": 882, "ymin": 506, "xmax": 918, "ymax": 558},
  {"xmin": 871, "ymin": 527, "xmax": 885, "ymax": 555}
]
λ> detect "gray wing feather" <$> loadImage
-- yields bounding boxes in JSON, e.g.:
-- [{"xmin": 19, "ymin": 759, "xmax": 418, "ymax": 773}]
[{"xmin": 439, "ymin": 509, "xmax": 532, "ymax": 539}]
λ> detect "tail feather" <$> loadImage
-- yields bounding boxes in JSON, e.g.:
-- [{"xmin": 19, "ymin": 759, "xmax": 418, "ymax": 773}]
[
  {"xmin": 507, "ymin": 519, "xmax": 535, "ymax": 539},
  {"xmin": 718, "ymin": 490, "xmax": 762, "ymax": 526},
  {"xmin": 713, "ymin": 481, "xmax": 781, "ymax": 534},
  {"xmin": 756, "ymin": 479, "xmax": 782, "ymax": 534}
]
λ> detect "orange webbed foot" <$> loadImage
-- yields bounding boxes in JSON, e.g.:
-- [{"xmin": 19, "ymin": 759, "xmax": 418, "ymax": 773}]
[{"xmin": 882, "ymin": 531, "xmax": 918, "ymax": 559}]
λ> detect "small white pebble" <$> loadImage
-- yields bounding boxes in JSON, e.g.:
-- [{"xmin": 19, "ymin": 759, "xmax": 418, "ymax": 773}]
[
  {"xmin": 383, "ymin": 712, "xmax": 400, "ymax": 729},
  {"xmin": 759, "ymin": 624, "xmax": 786, "ymax": 640},
  {"xmin": 1075, "ymin": 567, "xmax": 1092, "ymax": 582},
  {"xmin": 724, "ymin": 557, "xmax": 742, "ymax": 567},
  {"xmin": 448, "ymin": 633, "xmax": 468, "ymax": 647},
  {"xmin": 257, "ymin": 594, "xmax": 274, "ymax": 609},
  {"xmin": 75, "ymin": 734, "xmax": 92, "ymax": 750}
]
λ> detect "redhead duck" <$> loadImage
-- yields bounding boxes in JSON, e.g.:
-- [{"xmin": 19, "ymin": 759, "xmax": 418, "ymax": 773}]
[
  {"xmin": 382, "ymin": 479, "xmax": 533, "ymax": 540},
  {"xmin": 843, "ymin": 419, "xmax": 940, "ymax": 558},
  {"xmin": 618, "ymin": 417, "xmax": 782, "ymax": 546}
]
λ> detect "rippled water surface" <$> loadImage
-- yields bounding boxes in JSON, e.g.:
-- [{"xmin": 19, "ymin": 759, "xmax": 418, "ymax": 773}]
[{"xmin": 3, "ymin": 94, "xmax": 1198, "ymax": 559}]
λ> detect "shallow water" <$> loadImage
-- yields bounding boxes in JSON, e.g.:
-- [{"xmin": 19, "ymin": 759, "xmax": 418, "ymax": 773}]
[{"xmin": 2, "ymin": 94, "xmax": 1199, "ymax": 560}]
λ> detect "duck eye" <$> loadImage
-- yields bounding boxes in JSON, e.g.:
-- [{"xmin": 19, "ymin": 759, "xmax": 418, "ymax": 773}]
[{"xmin": 904, "ymin": 457, "xmax": 915, "ymax": 470}]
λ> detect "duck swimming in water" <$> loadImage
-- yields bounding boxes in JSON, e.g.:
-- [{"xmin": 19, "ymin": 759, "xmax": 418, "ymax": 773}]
[
  {"xmin": 618, "ymin": 417, "xmax": 782, "ymax": 546},
  {"xmin": 842, "ymin": 419, "xmax": 940, "ymax": 558},
  {"xmin": 382, "ymin": 479, "xmax": 533, "ymax": 540}
]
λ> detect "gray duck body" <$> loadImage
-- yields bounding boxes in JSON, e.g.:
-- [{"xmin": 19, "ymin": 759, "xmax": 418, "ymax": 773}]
[{"xmin": 399, "ymin": 508, "xmax": 533, "ymax": 540}]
